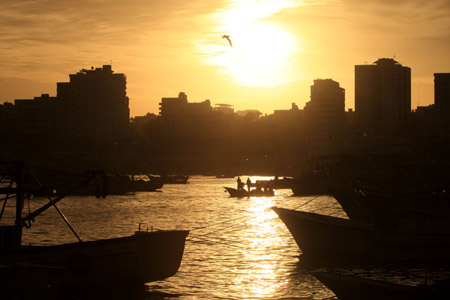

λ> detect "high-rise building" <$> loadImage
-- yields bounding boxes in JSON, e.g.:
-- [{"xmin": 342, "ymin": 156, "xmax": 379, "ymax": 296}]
[
  {"xmin": 57, "ymin": 65, "xmax": 130, "ymax": 141},
  {"xmin": 355, "ymin": 58, "xmax": 411, "ymax": 136},
  {"xmin": 1, "ymin": 65, "xmax": 130, "ymax": 144},
  {"xmin": 303, "ymin": 79, "xmax": 345, "ymax": 137},
  {"xmin": 435, "ymin": 73, "xmax": 450, "ymax": 109}
]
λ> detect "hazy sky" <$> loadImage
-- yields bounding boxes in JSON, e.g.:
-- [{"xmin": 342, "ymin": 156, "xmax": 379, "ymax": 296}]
[{"xmin": 1, "ymin": 0, "xmax": 449, "ymax": 116}]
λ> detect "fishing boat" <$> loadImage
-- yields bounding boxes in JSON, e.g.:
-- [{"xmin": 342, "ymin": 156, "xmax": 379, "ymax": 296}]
[
  {"xmin": 329, "ymin": 183, "xmax": 450, "ymax": 229},
  {"xmin": 252, "ymin": 177, "xmax": 294, "ymax": 190},
  {"xmin": 129, "ymin": 176, "xmax": 164, "ymax": 192},
  {"xmin": 289, "ymin": 178, "xmax": 329, "ymax": 196},
  {"xmin": 224, "ymin": 187, "xmax": 274, "ymax": 198},
  {"xmin": 0, "ymin": 162, "xmax": 189, "ymax": 297},
  {"xmin": 327, "ymin": 184, "xmax": 373, "ymax": 223},
  {"xmin": 272, "ymin": 207, "xmax": 450, "ymax": 266},
  {"xmin": 312, "ymin": 270, "xmax": 450, "ymax": 300}
]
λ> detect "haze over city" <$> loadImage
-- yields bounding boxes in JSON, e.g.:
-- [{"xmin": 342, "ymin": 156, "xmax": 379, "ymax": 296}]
[{"xmin": 1, "ymin": 0, "xmax": 449, "ymax": 116}]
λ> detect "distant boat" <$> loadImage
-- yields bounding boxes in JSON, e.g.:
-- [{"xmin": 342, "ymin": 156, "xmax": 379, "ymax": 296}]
[
  {"xmin": 253, "ymin": 177, "xmax": 294, "ymax": 190},
  {"xmin": 23, "ymin": 173, "xmax": 164, "ymax": 198},
  {"xmin": 130, "ymin": 177, "xmax": 164, "ymax": 192},
  {"xmin": 148, "ymin": 174, "xmax": 189, "ymax": 184},
  {"xmin": 224, "ymin": 186, "xmax": 274, "ymax": 198},
  {"xmin": 288, "ymin": 169, "xmax": 332, "ymax": 196},
  {"xmin": 312, "ymin": 271, "xmax": 450, "ymax": 300},
  {"xmin": 272, "ymin": 207, "xmax": 450, "ymax": 266},
  {"xmin": 289, "ymin": 178, "xmax": 329, "ymax": 196},
  {"xmin": 216, "ymin": 174, "xmax": 236, "ymax": 178},
  {"xmin": 0, "ymin": 162, "xmax": 189, "ymax": 297}
]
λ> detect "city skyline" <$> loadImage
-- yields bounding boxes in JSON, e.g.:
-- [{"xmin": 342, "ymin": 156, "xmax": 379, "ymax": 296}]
[{"xmin": 1, "ymin": 0, "xmax": 449, "ymax": 117}]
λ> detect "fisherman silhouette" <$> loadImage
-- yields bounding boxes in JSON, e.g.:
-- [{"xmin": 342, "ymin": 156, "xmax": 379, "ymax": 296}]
[
  {"xmin": 237, "ymin": 177, "xmax": 242, "ymax": 190},
  {"xmin": 222, "ymin": 35, "xmax": 232, "ymax": 47},
  {"xmin": 246, "ymin": 177, "xmax": 251, "ymax": 191}
]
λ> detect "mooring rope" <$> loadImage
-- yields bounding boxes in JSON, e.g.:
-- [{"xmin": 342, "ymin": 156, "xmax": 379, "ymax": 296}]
[{"xmin": 186, "ymin": 194, "xmax": 336, "ymax": 249}]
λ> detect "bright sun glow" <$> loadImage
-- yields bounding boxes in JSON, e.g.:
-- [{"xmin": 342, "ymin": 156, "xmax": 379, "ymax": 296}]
[
  {"xmin": 200, "ymin": 0, "xmax": 302, "ymax": 87},
  {"xmin": 226, "ymin": 22, "xmax": 297, "ymax": 86}
]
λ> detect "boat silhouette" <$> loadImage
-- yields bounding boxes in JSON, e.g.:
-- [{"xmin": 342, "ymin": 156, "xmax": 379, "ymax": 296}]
[{"xmin": 0, "ymin": 161, "xmax": 188, "ymax": 298}]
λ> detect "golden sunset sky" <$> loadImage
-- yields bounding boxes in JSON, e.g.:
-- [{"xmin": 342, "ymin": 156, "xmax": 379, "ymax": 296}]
[{"xmin": 0, "ymin": 0, "xmax": 449, "ymax": 116}]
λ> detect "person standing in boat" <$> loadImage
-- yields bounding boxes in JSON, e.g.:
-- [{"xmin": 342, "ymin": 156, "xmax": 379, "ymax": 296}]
[
  {"xmin": 246, "ymin": 177, "xmax": 252, "ymax": 192},
  {"xmin": 237, "ymin": 177, "xmax": 243, "ymax": 190}
]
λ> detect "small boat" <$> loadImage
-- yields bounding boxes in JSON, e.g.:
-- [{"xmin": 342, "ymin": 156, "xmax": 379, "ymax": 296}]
[
  {"xmin": 272, "ymin": 206, "xmax": 450, "ymax": 266},
  {"xmin": 224, "ymin": 187, "xmax": 274, "ymax": 198},
  {"xmin": 252, "ymin": 177, "xmax": 294, "ymax": 190},
  {"xmin": 130, "ymin": 177, "xmax": 164, "ymax": 192},
  {"xmin": 289, "ymin": 178, "xmax": 329, "ymax": 196},
  {"xmin": 148, "ymin": 174, "xmax": 189, "ymax": 184},
  {"xmin": 268, "ymin": 177, "xmax": 294, "ymax": 189},
  {"xmin": 289, "ymin": 169, "xmax": 332, "ymax": 196},
  {"xmin": 312, "ymin": 271, "xmax": 450, "ymax": 300},
  {"xmin": 0, "ymin": 162, "xmax": 189, "ymax": 297},
  {"xmin": 29, "ymin": 173, "xmax": 164, "ymax": 197},
  {"xmin": 216, "ymin": 174, "xmax": 236, "ymax": 178}
]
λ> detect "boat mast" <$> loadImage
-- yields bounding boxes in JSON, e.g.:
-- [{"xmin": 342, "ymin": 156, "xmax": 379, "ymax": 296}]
[
  {"xmin": 15, "ymin": 161, "xmax": 24, "ymax": 230},
  {"xmin": 0, "ymin": 161, "xmax": 24, "ymax": 250}
]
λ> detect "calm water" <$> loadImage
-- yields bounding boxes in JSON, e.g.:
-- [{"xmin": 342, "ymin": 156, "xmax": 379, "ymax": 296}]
[{"xmin": 19, "ymin": 176, "xmax": 344, "ymax": 299}]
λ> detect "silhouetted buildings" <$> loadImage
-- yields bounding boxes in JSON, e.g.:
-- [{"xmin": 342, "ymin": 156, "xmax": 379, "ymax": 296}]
[
  {"xmin": 1, "ymin": 60, "xmax": 450, "ymax": 174},
  {"xmin": 413, "ymin": 73, "xmax": 450, "ymax": 140},
  {"xmin": 272, "ymin": 103, "xmax": 302, "ymax": 138},
  {"xmin": 355, "ymin": 58, "xmax": 411, "ymax": 137},
  {"xmin": 304, "ymin": 79, "xmax": 345, "ymax": 138},
  {"xmin": 159, "ymin": 92, "xmax": 229, "ymax": 140},
  {"xmin": 57, "ymin": 65, "xmax": 129, "ymax": 141},
  {"xmin": 0, "ymin": 65, "xmax": 129, "ymax": 145},
  {"xmin": 0, "ymin": 102, "xmax": 15, "ymax": 143},
  {"xmin": 14, "ymin": 94, "xmax": 58, "ymax": 139},
  {"xmin": 433, "ymin": 73, "xmax": 450, "ymax": 137},
  {"xmin": 435, "ymin": 73, "xmax": 450, "ymax": 109}
]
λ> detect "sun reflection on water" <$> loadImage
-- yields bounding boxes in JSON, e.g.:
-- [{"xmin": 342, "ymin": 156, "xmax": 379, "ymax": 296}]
[{"xmin": 229, "ymin": 196, "xmax": 290, "ymax": 298}]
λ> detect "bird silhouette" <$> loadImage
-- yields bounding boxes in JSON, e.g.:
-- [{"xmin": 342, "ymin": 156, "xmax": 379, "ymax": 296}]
[{"xmin": 222, "ymin": 35, "xmax": 232, "ymax": 47}]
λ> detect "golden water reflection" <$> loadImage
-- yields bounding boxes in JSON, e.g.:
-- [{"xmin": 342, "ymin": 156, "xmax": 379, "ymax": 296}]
[
  {"xmin": 231, "ymin": 196, "xmax": 289, "ymax": 298},
  {"xmin": 21, "ymin": 176, "xmax": 338, "ymax": 299}
]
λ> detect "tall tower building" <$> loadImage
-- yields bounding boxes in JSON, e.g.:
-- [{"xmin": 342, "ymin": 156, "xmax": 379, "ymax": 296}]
[
  {"xmin": 303, "ymin": 79, "xmax": 345, "ymax": 137},
  {"xmin": 435, "ymin": 73, "xmax": 450, "ymax": 109},
  {"xmin": 355, "ymin": 58, "xmax": 411, "ymax": 136},
  {"xmin": 57, "ymin": 65, "xmax": 130, "ymax": 141},
  {"xmin": 433, "ymin": 73, "xmax": 450, "ymax": 138}
]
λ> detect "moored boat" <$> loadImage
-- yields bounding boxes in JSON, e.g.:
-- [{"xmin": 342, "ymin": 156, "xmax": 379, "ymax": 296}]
[
  {"xmin": 329, "ymin": 183, "xmax": 450, "ymax": 229},
  {"xmin": 253, "ymin": 177, "xmax": 294, "ymax": 190},
  {"xmin": 224, "ymin": 186, "xmax": 274, "ymax": 198},
  {"xmin": 0, "ymin": 162, "xmax": 189, "ymax": 297},
  {"xmin": 272, "ymin": 206, "xmax": 450, "ymax": 266},
  {"xmin": 289, "ymin": 178, "xmax": 329, "ymax": 196},
  {"xmin": 148, "ymin": 174, "xmax": 189, "ymax": 184},
  {"xmin": 312, "ymin": 270, "xmax": 450, "ymax": 300},
  {"xmin": 1, "ymin": 229, "xmax": 189, "ymax": 286},
  {"xmin": 129, "ymin": 177, "xmax": 164, "ymax": 192}
]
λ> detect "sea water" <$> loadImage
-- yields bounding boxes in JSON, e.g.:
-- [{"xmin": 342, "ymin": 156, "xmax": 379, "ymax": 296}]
[{"xmin": 20, "ymin": 176, "xmax": 342, "ymax": 299}]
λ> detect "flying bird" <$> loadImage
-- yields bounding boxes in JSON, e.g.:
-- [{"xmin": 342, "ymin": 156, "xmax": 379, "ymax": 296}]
[{"xmin": 222, "ymin": 35, "xmax": 232, "ymax": 47}]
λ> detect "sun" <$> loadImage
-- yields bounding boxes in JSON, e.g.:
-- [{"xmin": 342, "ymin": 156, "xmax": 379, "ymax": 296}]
[
  {"xmin": 199, "ymin": 0, "xmax": 301, "ymax": 87},
  {"xmin": 225, "ymin": 21, "xmax": 297, "ymax": 86}
]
